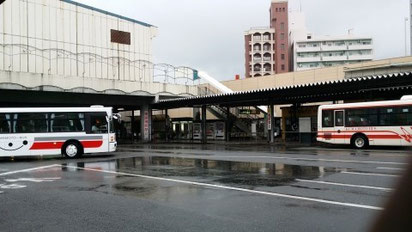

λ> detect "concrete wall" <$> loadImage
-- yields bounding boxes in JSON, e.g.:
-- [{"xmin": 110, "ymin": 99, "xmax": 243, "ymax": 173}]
[
  {"xmin": 0, "ymin": 0, "xmax": 157, "ymax": 81},
  {"xmin": 0, "ymin": 70, "xmax": 199, "ymax": 96},
  {"xmin": 0, "ymin": 0, "xmax": 198, "ymax": 97}
]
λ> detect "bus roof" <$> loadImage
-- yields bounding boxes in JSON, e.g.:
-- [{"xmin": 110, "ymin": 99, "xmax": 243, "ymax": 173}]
[
  {"xmin": 319, "ymin": 98, "xmax": 412, "ymax": 110},
  {"xmin": 0, "ymin": 107, "xmax": 112, "ymax": 114}
]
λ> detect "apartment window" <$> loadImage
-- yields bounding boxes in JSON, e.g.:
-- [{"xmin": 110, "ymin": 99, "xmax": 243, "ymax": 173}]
[
  {"xmin": 280, "ymin": 23, "xmax": 285, "ymax": 31},
  {"xmin": 280, "ymin": 33, "xmax": 285, "ymax": 40},
  {"xmin": 281, "ymin": 44, "xmax": 285, "ymax": 51},
  {"xmin": 281, "ymin": 64, "xmax": 285, "ymax": 70},
  {"xmin": 281, "ymin": 54, "xmax": 285, "ymax": 60}
]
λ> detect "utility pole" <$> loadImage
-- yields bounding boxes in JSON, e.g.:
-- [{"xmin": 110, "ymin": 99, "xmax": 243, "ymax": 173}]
[{"xmin": 405, "ymin": 17, "xmax": 409, "ymax": 56}]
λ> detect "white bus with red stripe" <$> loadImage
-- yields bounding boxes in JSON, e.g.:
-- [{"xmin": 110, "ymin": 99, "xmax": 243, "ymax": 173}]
[
  {"xmin": 317, "ymin": 96, "xmax": 412, "ymax": 148},
  {"xmin": 0, "ymin": 106, "xmax": 117, "ymax": 158}
]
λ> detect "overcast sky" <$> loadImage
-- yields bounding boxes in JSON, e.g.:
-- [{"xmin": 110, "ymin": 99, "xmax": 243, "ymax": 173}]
[{"xmin": 76, "ymin": 0, "xmax": 410, "ymax": 81}]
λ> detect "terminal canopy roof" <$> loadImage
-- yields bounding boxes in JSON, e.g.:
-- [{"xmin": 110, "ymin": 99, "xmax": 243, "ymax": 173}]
[{"xmin": 152, "ymin": 72, "xmax": 412, "ymax": 109}]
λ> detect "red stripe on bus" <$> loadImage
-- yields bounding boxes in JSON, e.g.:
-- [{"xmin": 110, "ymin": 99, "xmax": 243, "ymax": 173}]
[
  {"xmin": 30, "ymin": 140, "xmax": 103, "ymax": 150},
  {"xmin": 317, "ymin": 135, "xmax": 401, "ymax": 139},
  {"xmin": 80, "ymin": 140, "xmax": 103, "ymax": 148},
  {"xmin": 30, "ymin": 142, "xmax": 65, "ymax": 150},
  {"xmin": 318, "ymin": 130, "xmax": 400, "ymax": 134}
]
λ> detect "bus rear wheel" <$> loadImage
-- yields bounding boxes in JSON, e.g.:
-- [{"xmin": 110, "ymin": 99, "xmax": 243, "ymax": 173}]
[
  {"xmin": 351, "ymin": 134, "xmax": 369, "ymax": 149},
  {"xmin": 63, "ymin": 141, "xmax": 83, "ymax": 158}
]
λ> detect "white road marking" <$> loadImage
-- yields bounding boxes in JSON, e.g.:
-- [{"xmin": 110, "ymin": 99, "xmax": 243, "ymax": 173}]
[
  {"xmin": 342, "ymin": 171, "xmax": 399, "ymax": 177},
  {"xmin": 376, "ymin": 167, "xmax": 405, "ymax": 171},
  {"xmin": 5, "ymin": 177, "xmax": 61, "ymax": 183},
  {"xmin": 0, "ymin": 164, "xmax": 61, "ymax": 177},
  {"xmin": 220, "ymin": 156, "xmax": 406, "ymax": 165},
  {"xmin": 295, "ymin": 179, "xmax": 392, "ymax": 191},
  {"xmin": 68, "ymin": 165, "xmax": 383, "ymax": 211},
  {"xmin": 0, "ymin": 183, "xmax": 26, "ymax": 189}
]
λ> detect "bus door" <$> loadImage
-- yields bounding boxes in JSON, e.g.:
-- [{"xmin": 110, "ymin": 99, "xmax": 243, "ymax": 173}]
[{"xmin": 334, "ymin": 110, "xmax": 346, "ymax": 144}]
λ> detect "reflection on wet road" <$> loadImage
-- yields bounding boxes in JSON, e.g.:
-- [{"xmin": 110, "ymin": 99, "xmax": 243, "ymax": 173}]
[{"xmin": 64, "ymin": 156, "xmax": 344, "ymax": 189}]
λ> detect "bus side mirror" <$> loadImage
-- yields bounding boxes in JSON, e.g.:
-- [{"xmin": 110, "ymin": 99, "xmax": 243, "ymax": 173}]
[{"xmin": 112, "ymin": 113, "xmax": 122, "ymax": 123}]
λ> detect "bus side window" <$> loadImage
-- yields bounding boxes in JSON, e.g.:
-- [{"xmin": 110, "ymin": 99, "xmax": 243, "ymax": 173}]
[
  {"xmin": 14, "ymin": 113, "xmax": 48, "ymax": 133},
  {"xmin": 335, "ymin": 111, "xmax": 344, "ymax": 127},
  {"xmin": 88, "ymin": 113, "xmax": 108, "ymax": 134},
  {"xmin": 0, "ymin": 114, "xmax": 11, "ymax": 133},
  {"xmin": 322, "ymin": 110, "xmax": 334, "ymax": 127}
]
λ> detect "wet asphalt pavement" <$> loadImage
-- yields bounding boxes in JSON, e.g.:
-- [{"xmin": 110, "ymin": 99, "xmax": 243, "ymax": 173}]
[{"xmin": 0, "ymin": 144, "xmax": 409, "ymax": 232}]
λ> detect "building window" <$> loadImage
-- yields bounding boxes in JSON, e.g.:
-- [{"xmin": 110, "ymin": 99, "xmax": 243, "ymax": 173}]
[
  {"xmin": 281, "ymin": 64, "xmax": 285, "ymax": 70},
  {"xmin": 280, "ymin": 33, "xmax": 285, "ymax": 40},
  {"xmin": 111, "ymin": 29, "xmax": 131, "ymax": 45},
  {"xmin": 281, "ymin": 44, "xmax": 285, "ymax": 51},
  {"xmin": 280, "ymin": 23, "xmax": 285, "ymax": 31},
  {"xmin": 281, "ymin": 54, "xmax": 285, "ymax": 60}
]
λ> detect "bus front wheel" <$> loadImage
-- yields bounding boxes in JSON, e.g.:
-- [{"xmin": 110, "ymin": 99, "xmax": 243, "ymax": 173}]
[
  {"xmin": 63, "ymin": 141, "xmax": 83, "ymax": 158},
  {"xmin": 351, "ymin": 134, "xmax": 369, "ymax": 149}
]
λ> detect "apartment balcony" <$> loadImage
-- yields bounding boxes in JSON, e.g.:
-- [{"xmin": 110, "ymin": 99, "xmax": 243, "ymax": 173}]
[
  {"xmin": 262, "ymin": 37, "xmax": 271, "ymax": 41},
  {"xmin": 348, "ymin": 54, "xmax": 374, "ymax": 60},
  {"xmin": 253, "ymin": 58, "xmax": 263, "ymax": 62},
  {"xmin": 347, "ymin": 44, "xmax": 373, "ymax": 50},
  {"xmin": 296, "ymin": 46, "xmax": 321, "ymax": 52},
  {"xmin": 296, "ymin": 66, "xmax": 320, "ymax": 71},
  {"xmin": 321, "ymin": 45, "xmax": 347, "ymax": 51},
  {"xmin": 322, "ymin": 55, "xmax": 348, "ymax": 62},
  {"xmin": 296, "ymin": 56, "xmax": 321, "ymax": 62}
]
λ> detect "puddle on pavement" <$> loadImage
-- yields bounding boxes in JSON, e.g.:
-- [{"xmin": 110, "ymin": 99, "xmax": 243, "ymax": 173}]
[{"xmin": 62, "ymin": 156, "xmax": 346, "ymax": 191}]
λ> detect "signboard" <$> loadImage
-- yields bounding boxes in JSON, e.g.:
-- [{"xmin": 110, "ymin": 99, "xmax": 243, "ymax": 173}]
[
  {"xmin": 239, "ymin": 109, "xmax": 259, "ymax": 115},
  {"xmin": 193, "ymin": 70, "xmax": 199, "ymax": 80},
  {"xmin": 143, "ymin": 111, "xmax": 149, "ymax": 141}
]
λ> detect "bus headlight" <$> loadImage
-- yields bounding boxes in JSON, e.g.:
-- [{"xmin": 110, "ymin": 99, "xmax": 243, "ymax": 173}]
[{"xmin": 110, "ymin": 135, "xmax": 116, "ymax": 142}]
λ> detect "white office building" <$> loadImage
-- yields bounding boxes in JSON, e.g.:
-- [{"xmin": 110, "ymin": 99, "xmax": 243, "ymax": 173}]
[{"xmin": 294, "ymin": 35, "xmax": 374, "ymax": 71}]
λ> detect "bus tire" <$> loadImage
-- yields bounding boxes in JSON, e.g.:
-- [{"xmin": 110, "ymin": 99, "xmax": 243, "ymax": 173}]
[
  {"xmin": 62, "ymin": 141, "xmax": 83, "ymax": 158},
  {"xmin": 351, "ymin": 134, "xmax": 369, "ymax": 149}
]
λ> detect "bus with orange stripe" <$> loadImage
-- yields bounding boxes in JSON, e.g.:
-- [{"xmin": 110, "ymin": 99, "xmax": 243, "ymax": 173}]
[
  {"xmin": 0, "ymin": 106, "xmax": 117, "ymax": 158},
  {"xmin": 317, "ymin": 96, "xmax": 412, "ymax": 148}
]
